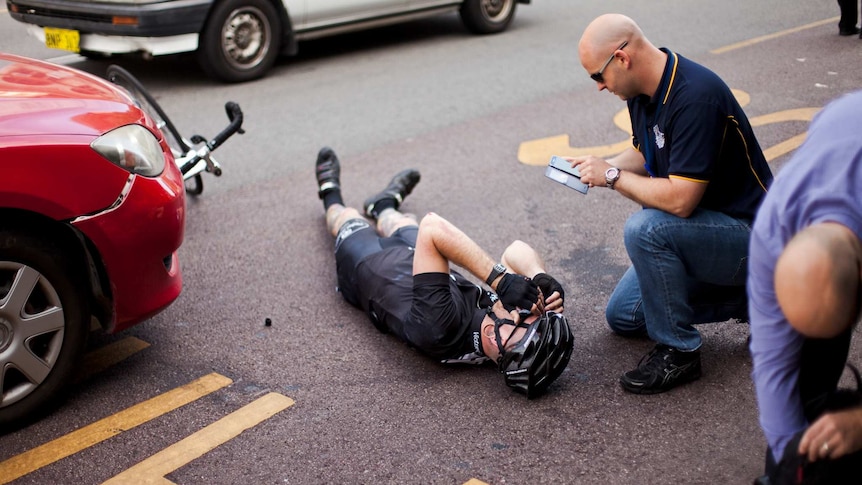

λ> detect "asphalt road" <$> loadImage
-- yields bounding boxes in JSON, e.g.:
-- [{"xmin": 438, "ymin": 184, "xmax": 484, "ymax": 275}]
[{"xmin": 2, "ymin": 0, "xmax": 862, "ymax": 483}]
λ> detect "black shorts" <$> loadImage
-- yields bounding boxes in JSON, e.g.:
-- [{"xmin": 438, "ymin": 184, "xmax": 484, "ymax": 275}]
[
  {"xmin": 333, "ymin": 219, "xmax": 417, "ymax": 308},
  {"xmin": 333, "ymin": 219, "xmax": 484, "ymax": 358}
]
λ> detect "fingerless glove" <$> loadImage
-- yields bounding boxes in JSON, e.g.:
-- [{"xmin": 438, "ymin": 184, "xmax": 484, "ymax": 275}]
[
  {"xmin": 496, "ymin": 273, "xmax": 539, "ymax": 311},
  {"xmin": 532, "ymin": 273, "xmax": 565, "ymax": 303}
]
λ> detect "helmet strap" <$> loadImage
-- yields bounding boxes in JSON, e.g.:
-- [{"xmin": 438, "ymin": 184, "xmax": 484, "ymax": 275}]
[{"xmin": 486, "ymin": 308, "xmax": 530, "ymax": 364}]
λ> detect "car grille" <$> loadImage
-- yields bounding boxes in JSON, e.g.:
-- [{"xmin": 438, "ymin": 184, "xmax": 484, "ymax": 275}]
[{"xmin": 9, "ymin": 2, "xmax": 114, "ymax": 23}]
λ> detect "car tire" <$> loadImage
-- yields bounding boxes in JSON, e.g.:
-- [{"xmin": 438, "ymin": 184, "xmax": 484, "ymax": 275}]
[
  {"xmin": 197, "ymin": 0, "xmax": 282, "ymax": 83},
  {"xmin": 459, "ymin": 0, "xmax": 517, "ymax": 34},
  {"xmin": 0, "ymin": 229, "xmax": 90, "ymax": 432}
]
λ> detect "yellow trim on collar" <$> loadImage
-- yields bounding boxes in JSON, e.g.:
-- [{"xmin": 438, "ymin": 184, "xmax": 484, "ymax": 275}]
[{"xmin": 662, "ymin": 51, "xmax": 679, "ymax": 105}]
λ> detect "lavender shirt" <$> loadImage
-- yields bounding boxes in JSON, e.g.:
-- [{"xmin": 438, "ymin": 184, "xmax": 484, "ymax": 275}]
[{"xmin": 748, "ymin": 90, "xmax": 862, "ymax": 458}]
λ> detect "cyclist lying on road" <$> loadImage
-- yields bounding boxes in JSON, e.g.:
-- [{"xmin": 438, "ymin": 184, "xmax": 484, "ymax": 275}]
[{"xmin": 314, "ymin": 147, "xmax": 574, "ymax": 398}]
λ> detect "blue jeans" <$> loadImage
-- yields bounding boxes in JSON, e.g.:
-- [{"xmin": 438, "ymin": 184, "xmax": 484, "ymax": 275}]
[{"xmin": 606, "ymin": 208, "xmax": 751, "ymax": 351}]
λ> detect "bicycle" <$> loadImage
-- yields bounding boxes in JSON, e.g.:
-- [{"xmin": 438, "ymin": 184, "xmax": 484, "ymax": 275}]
[{"xmin": 105, "ymin": 65, "xmax": 245, "ymax": 195}]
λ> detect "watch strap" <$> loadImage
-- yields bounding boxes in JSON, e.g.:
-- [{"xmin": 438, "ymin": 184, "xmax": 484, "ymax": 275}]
[
  {"xmin": 606, "ymin": 167, "xmax": 621, "ymax": 190},
  {"xmin": 485, "ymin": 263, "xmax": 507, "ymax": 286}
]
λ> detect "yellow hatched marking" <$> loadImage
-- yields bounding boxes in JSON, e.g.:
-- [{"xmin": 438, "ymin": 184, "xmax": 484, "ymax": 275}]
[
  {"xmin": 0, "ymin": 373, "xmax": 232, "ymax": 484},
  {"xmin": 102, "ymin": 392, "xmax": 295, "ymax": 485},
  {"xmin": 77, "ymin": 337, "xmax": 151, "ymax": 382},
  {"xmin": 517, "ymin": 94, "xmax": 818, "ymax": 167},
  {"xmin": 762, "ymin": 132, "xmax": 808, "ymax": 162},
  {"xmin": 711, "ymin": 17, "xmax": 838, "ymax": 54}
]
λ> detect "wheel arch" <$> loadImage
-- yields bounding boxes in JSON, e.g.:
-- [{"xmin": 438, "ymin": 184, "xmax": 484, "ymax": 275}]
[
  {"xmin": 277, "ymin": 0, "xmax": 298, "ymax": 56},
  {"xmin": 0, "ymin": 208, "xmax": 114, "ymax": 332}
]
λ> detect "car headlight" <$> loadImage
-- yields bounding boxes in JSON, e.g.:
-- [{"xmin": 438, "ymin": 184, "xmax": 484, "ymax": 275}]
[{"xmin": 91, "ymin": 124, "xmax": 166, "ymax": 177}]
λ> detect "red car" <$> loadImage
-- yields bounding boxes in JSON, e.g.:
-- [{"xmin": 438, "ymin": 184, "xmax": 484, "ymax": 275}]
[{"xmin": 0, "ymin": 53, "xmax": 186, "ymax": 431}]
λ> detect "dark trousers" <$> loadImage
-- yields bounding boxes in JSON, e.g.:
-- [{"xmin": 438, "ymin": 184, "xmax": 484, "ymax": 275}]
[
  {"xmin": 763, "ymin": 328, "xmax": 859, "ymax": 483},
  {"xmin": 837, "ymin": 0, "xmax": 859, "ymax": 31}
]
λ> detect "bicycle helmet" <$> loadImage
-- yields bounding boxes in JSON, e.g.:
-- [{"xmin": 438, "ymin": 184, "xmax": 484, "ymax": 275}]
[{"xmin": 490, "ymin": 310, "xmax": 574, "ymax": 399}]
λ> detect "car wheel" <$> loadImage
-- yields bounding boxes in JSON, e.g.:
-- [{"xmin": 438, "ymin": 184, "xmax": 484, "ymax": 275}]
[
  {"xmin": 0, "ymin": 230, "xmax": 89, "ymax": 432},
  {"xmin": 197, "ymin": 0, "xmax": 282, "ymax": 83},
  {"xmin": 459, "ymin": 0, "xmax": 517, "ymax": 34}
]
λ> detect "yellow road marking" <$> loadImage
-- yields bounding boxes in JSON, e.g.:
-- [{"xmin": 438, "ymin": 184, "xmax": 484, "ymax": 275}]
[
  {"xmin": 77, "ymin": 337, "xmax": 151, "ymax": 382},
  {"xmin": 0, "ymin": 373, "xmax": 232, "ymax": 484},
  {"xmin": 518, "ymin": 90, "xmax": 750, "ymax": 165},
  {"xmin": 102, "ymin": 392, "xmax": 295, "ymax": 485},
  {"xmin": 711, "ymin": 17, "xmax": 839, "ymax": 54},
  {"xmin": 762, "ymin": 132, "xmax": 808, "ymax": 162},
  {"xmin": 517, "ymin": 91, "xmax": 818, "ymax": 166},
  {"xmin": 749, "ymin": 107, "xmax": 819, "ymax": 161},
  {"xmin": 463, "ymin": 480, "xmax": 489, "ymax": 485}
]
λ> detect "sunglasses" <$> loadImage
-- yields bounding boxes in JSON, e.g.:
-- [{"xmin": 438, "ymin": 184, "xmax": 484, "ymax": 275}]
[{"xmin": 590, "ymin": 41, "xmax": 628, "ymax": 83}]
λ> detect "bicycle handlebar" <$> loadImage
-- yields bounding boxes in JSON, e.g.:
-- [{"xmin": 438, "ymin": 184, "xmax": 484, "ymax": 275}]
[
  {"xmin": 209, "ymin": 102, "xmax": 245, "ymax": 151},
  {"xmin": 178, "ymin": 101, "xmax": 244, "ymax": 176}
]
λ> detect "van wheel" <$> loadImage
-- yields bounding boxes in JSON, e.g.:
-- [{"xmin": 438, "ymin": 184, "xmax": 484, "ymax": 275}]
[
  {"xmin": 460, "ymin": 0, "xmax": 517, "ymax": 34},
  {"xmin": 0, "ymin": 230, "xmax": 89, "ymax": 432},
  {"xmin": 198, "ymin": 0, "xmax": 281, "ymax": 83}
]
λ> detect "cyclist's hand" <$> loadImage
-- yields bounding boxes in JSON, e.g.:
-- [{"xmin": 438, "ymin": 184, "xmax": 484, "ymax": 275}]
[
  {"xmin": 496, "ymin": 274, "xmax": 539, "ymax": 313},
  {"xmin": 533, "ymin": 273, "xmax": 565, "ymax": 310}
]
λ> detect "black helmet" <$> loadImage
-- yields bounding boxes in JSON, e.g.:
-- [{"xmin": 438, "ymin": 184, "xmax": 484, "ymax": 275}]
[{"xmin": 491, "ymin": 310, "xmax": 574, "ymax": 398}]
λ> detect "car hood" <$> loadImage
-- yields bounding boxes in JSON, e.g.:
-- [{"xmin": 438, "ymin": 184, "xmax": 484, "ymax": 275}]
[{"xmin": 0, "ymin": 53, "xmax": 146, "ymax": 137}]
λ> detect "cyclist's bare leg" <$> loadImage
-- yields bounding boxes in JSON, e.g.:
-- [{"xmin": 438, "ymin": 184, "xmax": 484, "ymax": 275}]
[
  {"xmin": 326, "ymin": 205, "xmax": 364, "ymax": 237},
  {"xmin": 376, "ymin": 208, "xmax": 418, "ymax": 237}
]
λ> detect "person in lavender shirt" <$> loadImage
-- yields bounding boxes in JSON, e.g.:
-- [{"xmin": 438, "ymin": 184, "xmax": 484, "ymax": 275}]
[{"xmin": 749, "ymin": 90, "xmax": 862, "ymax": 483}]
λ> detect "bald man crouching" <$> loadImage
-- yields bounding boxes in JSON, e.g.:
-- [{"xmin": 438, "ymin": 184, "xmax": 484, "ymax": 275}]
[
  {"xmin": 571, "ymin": 14, "xmax": 773, "ymax": 395},
  {"xmin": 749, "ymin": 90, "xmax": 862, "ymax": 484}
]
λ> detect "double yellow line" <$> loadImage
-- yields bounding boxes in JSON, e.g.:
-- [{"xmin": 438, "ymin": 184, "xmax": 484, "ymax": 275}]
[{"xmin": 0, "ymin": 339, "xmax": 294, "ymax": 484}]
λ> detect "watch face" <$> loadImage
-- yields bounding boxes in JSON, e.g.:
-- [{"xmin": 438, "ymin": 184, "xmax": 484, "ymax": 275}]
[{"xmin": 606, "ymin": 167, "xmax": 620, "ymax": 179}]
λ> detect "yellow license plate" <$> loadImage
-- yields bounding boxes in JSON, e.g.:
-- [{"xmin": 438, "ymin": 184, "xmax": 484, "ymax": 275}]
[{"xmin": 44, "ymin": 27, "xmax": 80, "ymax": 53}]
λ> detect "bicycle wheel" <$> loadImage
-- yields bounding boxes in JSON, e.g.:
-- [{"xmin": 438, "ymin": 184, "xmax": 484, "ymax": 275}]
[{"xmin": 105, "ymin": 65, "xmax": 190, "ymax": 156}]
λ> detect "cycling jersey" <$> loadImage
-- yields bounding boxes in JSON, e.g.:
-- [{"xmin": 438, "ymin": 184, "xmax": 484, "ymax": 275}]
[{"xmin": 334, "ymin": 220, "xmax": 496, "ymax": 364}]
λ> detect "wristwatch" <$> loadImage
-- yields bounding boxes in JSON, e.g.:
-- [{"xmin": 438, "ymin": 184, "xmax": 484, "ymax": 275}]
[
  {"xmin": 605, "ymin": 167, "xmax": 621, "ymax": 190},
  {"xmin": 485, "ymin": 263, "xmax": 507, "ymax": 286}
]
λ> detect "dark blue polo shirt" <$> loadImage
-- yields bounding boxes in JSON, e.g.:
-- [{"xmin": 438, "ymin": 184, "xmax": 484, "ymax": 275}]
[{"xmin": 628, "ymin": 48, "xmax": 773, "ymax": 220}]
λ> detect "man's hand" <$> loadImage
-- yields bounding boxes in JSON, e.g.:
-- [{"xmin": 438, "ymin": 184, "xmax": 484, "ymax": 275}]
[
  {"xmin": 798, "ymin": 407, "xmax": 862, "ymax": 462},
  {"xmin": 570, "ymin": 155, "xmax": 612, "ymax": 188},
  {"xmin": 496, "ymin": 274, "xmax": 540, "ymax": 313}
]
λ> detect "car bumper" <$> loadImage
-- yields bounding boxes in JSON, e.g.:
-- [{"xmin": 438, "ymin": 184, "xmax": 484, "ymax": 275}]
[
  {"xmin": 7, "ymin": 0, "xmax": 212, "ymax": 37},
  {"xmin": 73, "ymin": 166, "xmax": 186, "ymax": 333},
  {"xmin": 26, "ymin": 25, "xmax": 198, "ymax": 56}
]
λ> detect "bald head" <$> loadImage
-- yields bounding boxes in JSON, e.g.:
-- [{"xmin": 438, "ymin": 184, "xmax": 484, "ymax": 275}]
[
  {"xmin": 774, "ymin": 222, "xmax": 862, "ymax": 338},
  {"xmin": 578, "ymin": 14, "xmax": 665, "ymax": 98},
  {"xmin": 579, "ymin": 13, "xmax": 643, "ymax": 57}
]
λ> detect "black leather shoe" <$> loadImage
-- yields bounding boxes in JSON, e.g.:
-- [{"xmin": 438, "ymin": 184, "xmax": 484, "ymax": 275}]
[{"xmin": 839, "ymin": 26, "xmax": 860, "ymax": 36}]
